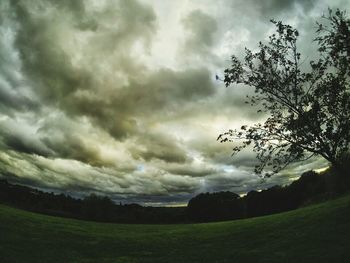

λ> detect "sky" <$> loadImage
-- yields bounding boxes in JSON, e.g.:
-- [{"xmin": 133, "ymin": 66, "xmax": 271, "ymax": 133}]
[{"xmin": 0, "ymin": 0, "xmax": 349, "ymax": 205}]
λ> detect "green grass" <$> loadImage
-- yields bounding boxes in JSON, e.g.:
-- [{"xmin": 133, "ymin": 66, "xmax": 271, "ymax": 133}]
[{"xmin": 1, "ymin": 195, "xmax": 350, "ymax": 263}]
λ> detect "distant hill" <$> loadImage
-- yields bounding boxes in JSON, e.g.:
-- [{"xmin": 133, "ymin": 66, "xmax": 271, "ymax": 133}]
[{"xmin": 1, "ymin": 193, "xmax": 350, "ymax": 262}]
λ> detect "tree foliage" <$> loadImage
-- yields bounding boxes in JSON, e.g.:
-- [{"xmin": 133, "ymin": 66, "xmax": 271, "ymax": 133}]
[{"xmin": 218, "ymin": 9, "xmax": 350, "ymax": 176}]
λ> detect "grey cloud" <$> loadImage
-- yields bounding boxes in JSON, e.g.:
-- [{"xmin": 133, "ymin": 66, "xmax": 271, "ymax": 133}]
[
  {"xmin": 9, "ymin": 0, "xmax": 156, "ymax": 105},
  {"xmin": 10, "ymin": 14, "xmax": 93, "ymax": 114},
  {"xmin": 188, "ymin": 131, "xmax": 259, "ymax": 170},
  {"xmin": 208, "ymin": 147, "xmax": 259, "ymax": 169},
  {"xmin": 4, "ymin": 0, "xmax": 158, "ymax": 140},
  {"xmin": 0, "ymin": 150, "xmax": 199, "ymax": 203},
  {"xmin": 164, "ymin": 163, "xmax": 216, "ymax": 177},
  {"xmin": 0, "ymin": 119, "xmax": 53, "ymax": 157},
  {"xmin": 0, "ymin": 4, "xmax": 39, "ymax": 115},
  {"xmin": 202, "ymin": 169, "xmax": 294, "ymax": 195},
  {"xmin": 125, "ymin": 67, "xmax": 216, "ymax": 112},
  {"xmin": 36, "ymin": 113, "xmax": 136, "ymax": 171},
  {"xmin": 42, "ymin": 133, "xmax": 103, "ymax": 167},
  {"xmin": 0, "ymin": 79, "xmax": 39, "ymax": 114},
  {"xmin": 98, "ymin": 0, "xmax": 156, "ymax": 49},
  {"xmin": 204, "ymin": 173, "xmax": 255, "ymax": 193},
  {"xmin": 189, "ymin": 86, "xmax": 264, "ymax": 121},
  {"xmin": 229, "ymin": 0, "xmax": 315, "ymax": 18},
  {"xmin": 182, "ymin": 10, "xmax": 218, "ymax": 52},
  {"xmin": 6, "ymin": 0, "xmax": 217, "ymax": 141},
  {"xmin": 65, "ymin": 67, "xmax": 215, "ymax": 139},
  {"xmin": 281, "ymin": 157, "xmax": 328, "ymax": 177},
  {"xmin": 155, "ymin": 173, "xmax": 199, "ymax": 195},
  {"xmin": 256, "ymin": 0, "xmax": 315, "ymax": 15},
  {"xmin": 131, "ymin": 133, "xmax": 189, "ymax": 163},
  {"xmin": 1, "ymin": 133, "xmax": 49, "ymax": 157}
]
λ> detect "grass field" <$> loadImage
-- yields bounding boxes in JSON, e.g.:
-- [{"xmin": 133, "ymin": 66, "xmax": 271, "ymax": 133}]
[{"xmin": 1, "ymin": 195, "xmax": 350, "ymax": 263}]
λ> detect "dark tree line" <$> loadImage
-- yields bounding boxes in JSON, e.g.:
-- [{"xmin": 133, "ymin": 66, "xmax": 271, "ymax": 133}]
[
  {"xmin": 187, "ymin": 168, "xmax": 349, "ymax": 222},
  {"xmin": 0, "ymin": 180, "xmax": 187, "ymax": 224},
  {"xmin": 1, "ymin": 165, "xmax": 349, "ymax": 223}
]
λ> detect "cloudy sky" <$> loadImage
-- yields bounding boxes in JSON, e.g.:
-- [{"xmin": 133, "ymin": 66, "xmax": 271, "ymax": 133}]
[{"xmin": 0, "ymin": 0, "xmax": 349, "ymax": 205}]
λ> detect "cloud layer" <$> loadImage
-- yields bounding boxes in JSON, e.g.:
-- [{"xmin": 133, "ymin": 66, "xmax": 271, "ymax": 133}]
[{"xmin": 0, "ymin": 0, "xmax": 347, "ymax": 205}]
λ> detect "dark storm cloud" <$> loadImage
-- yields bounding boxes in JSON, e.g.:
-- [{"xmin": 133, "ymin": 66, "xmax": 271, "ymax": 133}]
[
  {"xmin": 9, "ymin": 0, "xmax": 157, "ymax": 106},
  {"xmin": 1, "ymin": 133, "xmax": 49, "ymax": 157},
  {"xmin": 0, "ymin": 119, "xmax": 53, "ymax": 157},
  {"xmin": 63, "ymin": 66, "xmax": 216, "ymax": 139},
  {"xmin": 42, "ymin": 133, "xmax": 103, "ymax": 166},
  {"xmin": 11, "ymin": 1, "xmax": 88, "ymax": 101},
  {"xmin": 6, "ymin": 0, "xmax": 217, "ymax": 140},
  {"xmin": 0, "ymin": 6, "xmax": 39, "ymax": 115},
  {"xmin": 0, "ymin": 81, "xmax": 39, "ymax": 114}
]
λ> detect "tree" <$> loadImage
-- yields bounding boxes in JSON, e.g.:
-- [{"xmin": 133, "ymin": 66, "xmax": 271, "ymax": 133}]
[
  {"xmin": 81, "ymin": 193, "xmax": 115, "ymax": 221},
  {"xmin": 218, "ymin": 9, "xmax": 350, "ymax": 177},
  {"xmin": 187, "ymin": 191, "xmax": 243, "ymax": 221}
]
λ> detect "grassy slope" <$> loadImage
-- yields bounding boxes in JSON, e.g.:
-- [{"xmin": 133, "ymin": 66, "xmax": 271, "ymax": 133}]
[{"xmin": 0, "ymin": 195, "xmax": 350, "ymax": 263}]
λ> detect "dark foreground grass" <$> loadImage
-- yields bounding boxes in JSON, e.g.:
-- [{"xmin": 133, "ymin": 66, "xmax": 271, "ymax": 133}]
[{"xmin": 1, "ymin": 195, "xmax": 350, "ymax": 263}]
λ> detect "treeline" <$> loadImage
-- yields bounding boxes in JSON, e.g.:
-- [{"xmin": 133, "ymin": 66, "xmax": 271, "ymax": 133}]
[
  {"xmin": 0, "ymin": 180, "xmax": 187, "ymax": 223},
  {"xmin": 0, "ymin": 168, "xmax": 348, "ymax": 224},
  {"xmin": 187, "ymin": 169, "xmax": 349, "ymax": 222}
]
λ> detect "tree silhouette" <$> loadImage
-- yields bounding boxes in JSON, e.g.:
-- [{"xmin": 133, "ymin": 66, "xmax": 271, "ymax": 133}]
[{"xmin": 218, "ymin": 9, "xmax": 350, "ymax": 176}]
